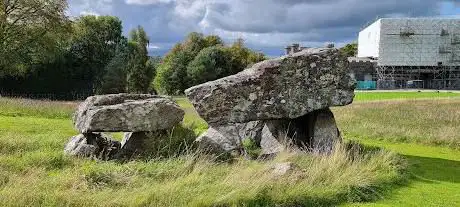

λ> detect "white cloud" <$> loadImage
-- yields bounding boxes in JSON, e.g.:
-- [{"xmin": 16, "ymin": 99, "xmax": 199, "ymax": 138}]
[
  {"xmin": 125, "ymin": 0, "xmax": 175, "ymax": 5},
  {"xmin": 67, "ymin": 0, "xmax": 453, "ymax": 56},
  {"xmin": 80, "ymin": 11, "xmax": 100, "ymax": 16},
  {"xmin": 148, "ymin": 45, "xmax": 161, "ymax": 49},
  {"xmin": 68, "ymin": 0, "xmax": 114, "ymax": 17}
]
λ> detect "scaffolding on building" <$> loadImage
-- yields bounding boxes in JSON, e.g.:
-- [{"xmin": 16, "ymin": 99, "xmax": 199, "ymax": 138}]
[{"xmin": 376, "ymin": 19, "xmax": 460, "ymax": 90}]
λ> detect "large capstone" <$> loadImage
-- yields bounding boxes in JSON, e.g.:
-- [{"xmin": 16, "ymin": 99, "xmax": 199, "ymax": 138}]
[
  {"xmin": 74, "ymin": 94, "xmax": 185, "ymax": 133},
  {"xmin": 185, "ymin": 48, "xmax": 355, "ymax": 126}
]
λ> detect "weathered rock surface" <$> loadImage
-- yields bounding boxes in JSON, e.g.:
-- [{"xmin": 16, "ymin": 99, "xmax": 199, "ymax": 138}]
[
  {"xmin": 311, "ymin": 109, "xmax": 341, "ymax": 154},
  {"xmin": 260, "ymin": 121, "xmax": 286, "ymax": 156},
  {"xmin": 196, "ymin": 108, "xmax": 341, "ymax": 156},
  {"xmin": 269, "ymin": 162, "xmax": 298, "ymax": 177},
  {"xmin": 64, "ymin": 134, "xmax": 97, "ymax": 157},
  {"xmin": 185, "ymin": 48, "xmax": 355, "ymax": 126},
  {"xmin": 74, "ymin": 94, "xmax": 184, "ymax": 133},
  {"xmin": 261, "ymin": 108, "xmax": 341, "ymax": 155},
  {"xmin": 120, "ymin": 132, "xmax": 149, "ymax": 156},
  {"xmin": 196, "ymin": 128, "xmax": 238, "ymax": 154},
  {"xmin": 64, "ymin": 133, "xmax": 120, "ymax": 160},
  {"xmin": 196, "ymin": 121, "xmax": 264, "ymax": 154},
  {"xmin": 116, "ymin": 131, "xmax": 165, "ymax": 159}
]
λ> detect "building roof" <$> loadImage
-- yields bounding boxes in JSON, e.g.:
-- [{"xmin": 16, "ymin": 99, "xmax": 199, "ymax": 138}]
[{"xmin": 348, "ymin": 57, "xmax": 377, "ymax": 63}]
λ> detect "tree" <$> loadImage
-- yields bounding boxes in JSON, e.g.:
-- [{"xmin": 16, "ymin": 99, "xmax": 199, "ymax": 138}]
[
  {"xmin": 154, "ymin": 43, "xmax": 182, "ymax": 94},
  {"xmin": 204, "ymin": 35, "xmax": 224, "ymax": 48},
  {"xmin": 0, "ymin": 0, "xmax": 69, "ymax": 77},
  {"xmin": 187, "ymin": 46, "xmax": 231, "ymax": 86},
  {"xmin": 182, "ymin": 32, "xmax": 206, "ymax": 56},
  {"xmin": 154, "ymin": 47, "xmax": 192, "ymax": 95},
  {"xmin": 147, "ymin": 56, "xmax": 162, "ymax": 93},
  {"xmin": 154, "ymin": 34, "xmax": 267, "ymax": 95},
  {"xmin": 99, "ymin": 38, "xmax": 131, "ymax": 94},
  {"xmin": 126, "ymin": 26, "xmax": 154, "ymax": 94},
  {"xmin": 340, "ymin": 42, "xmax": 358, "ymax": 57},
  {"xmin": 226, "ymin": 38, "xmax": 265, "ymax": 74},
  {"xmin": 69, "ymin": 15, "xmax": 123, "ymax": 93},
  {"xmin": 153, "ymin": 33, "xmax": 210, "ymax": 95}
]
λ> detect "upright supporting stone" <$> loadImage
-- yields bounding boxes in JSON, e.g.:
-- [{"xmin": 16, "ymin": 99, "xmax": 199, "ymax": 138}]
[
  {"xmin": 116, "ymin": 131, "xmax": 171, "ymax": 159},
  {"xmin": 311, "ymin": 108, "xmax": 341, "ymax": 154},
  {"xmin": 64, "ymin": 134, "xmax": 97, "ymax": 157},
  {"xmin": 196, "ymin": 128, "xmax": 240, "ymax": 154},
  {"xmin": 64, "ymin": 133, "xmax": 120, "ymax": 160},
  {"xmin": 196, "ymin": 121, "xmax": 264, "ymax": 154},
  {"xmin": 118, "ymin": 132, "xmax": 153, "ymax": 159},
  {"xmin": 194, "ymin": 108, "xmax": 341, "ymax": 157}
]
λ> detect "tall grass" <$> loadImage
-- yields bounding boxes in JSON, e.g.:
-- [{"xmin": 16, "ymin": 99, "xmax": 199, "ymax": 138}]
[
  {"xmin": 333, "ymin": 99, "xmax": 460, "ymax": 149},
  {"xmin": 0, "ymin": 97, "xmax": 407, "ymax": 206},
  {"xmin": 354, "ymin": 91, "xmax": 460, "ymax": 101},
  {"xmin": 0, "ymin": 97, "xmax": 76, "ymax": 119},
  {"xmin": 0, "ymin": 142, "xmax": 404, "ymax": 206}
]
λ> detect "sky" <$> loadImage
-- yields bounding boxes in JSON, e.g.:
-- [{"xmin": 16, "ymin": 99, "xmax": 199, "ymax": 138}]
[{"xmin": 67, "ymin": 0, "xmax": 460, "ymax": 57}]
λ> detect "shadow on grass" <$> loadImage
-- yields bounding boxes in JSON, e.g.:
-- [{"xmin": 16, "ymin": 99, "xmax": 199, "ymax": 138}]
[{"xmin": 404, "ymin": 155, "xmax": 460, "ymax": 183}]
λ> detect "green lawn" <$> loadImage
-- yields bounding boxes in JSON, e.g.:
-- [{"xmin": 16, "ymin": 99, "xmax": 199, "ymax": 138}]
[
  {"xmin": 333, "ymin": 97, "xmax": 460, "ymax": 207},
  {"xmin": 343, "ymin": 140, "xmax": 460, "ymax": 207},
  {"xmin": 333, "ymin": 99, "xmax": 460, "ymax": 149},
  {"xmin": 0, "ymin": 92, "xmax": 458, "ymax": 206},
  {"xmin": 354, "ymin": 91, "xmax": 460, "ymax": 101}
]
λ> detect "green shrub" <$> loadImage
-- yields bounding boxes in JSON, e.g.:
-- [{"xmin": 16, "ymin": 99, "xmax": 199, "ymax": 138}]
[
  {"xmin": 153, "ymin": 33, "xmax": 266, "ymax": 95},
  {"xmin": 242, "ymin": 138, "xmax": 262, "ymax": 159},
  {"xmin": 186, "ymin": 46, "xmax": 231, "ymax": 86}
]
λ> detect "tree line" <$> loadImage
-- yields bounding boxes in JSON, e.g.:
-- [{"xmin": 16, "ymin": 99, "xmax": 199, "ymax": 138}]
[{"xmin": 0, "ymin": 0, "xmax": 265, "ymax": 99}]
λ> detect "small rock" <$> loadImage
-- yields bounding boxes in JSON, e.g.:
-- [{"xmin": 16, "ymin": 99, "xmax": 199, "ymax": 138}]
[{"xmin": 270, "ymin": 162, "xmax": 298, "ymax": 176}]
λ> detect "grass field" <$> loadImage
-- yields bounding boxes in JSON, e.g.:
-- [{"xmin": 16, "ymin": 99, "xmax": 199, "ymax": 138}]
[
  {"xmin": 353, "ymin": 91, "xmax": 460, "ymax": 101},
  {"xmin": 0, "ymin": 91, "xmax": 459, "ymax": 206},
  {"xmin": 334, "ymin": 99, "xmax": 460, "ymax": 149}
]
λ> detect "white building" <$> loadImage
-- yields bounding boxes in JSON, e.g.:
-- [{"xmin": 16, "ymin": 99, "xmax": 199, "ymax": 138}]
[
  {"xmin": 358, "ymin": 18, "xmax": 460, "ymax": 67},
  {"xmin": 356, "ymin": 18, "xmax": 460, "ymax": 89}
]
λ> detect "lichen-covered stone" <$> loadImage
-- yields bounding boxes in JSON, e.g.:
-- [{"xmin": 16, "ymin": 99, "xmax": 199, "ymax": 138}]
[
  {"xmin": 64, "ymin": 133, "xmax": 120, "ymax": 160},
  {"xmin": 74, "ymin": 94, "xmax": 184, "ymax": 133},
  {"xmin": 195, "ymin": 108, "xmax": 341, "ymax": 156},
  {"xmin": 116, "ymin": 131, "xmax": 166, "ymax": 159},
  {"xmin": 64, "ymin": 134, "xmax": 97, "ymax": 157},
  {"xmin": 311, "ymin": 108, "xmax": 341, "ymax": 154},
  {"xmin": 185, "ymin": 48, "xmax": 355, "ymax": 126},
  {"xmin": 196, "ymin": 121, "xmax": 264, "ymax": 154},
  {"xmin": 196, "ymin": 128, "xmax": 239, "ymax": 154},
  {"xmin": 261, "ymin": 108, "xmax": 341, "ymax": 155}
]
